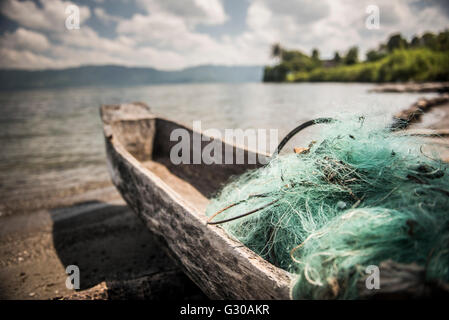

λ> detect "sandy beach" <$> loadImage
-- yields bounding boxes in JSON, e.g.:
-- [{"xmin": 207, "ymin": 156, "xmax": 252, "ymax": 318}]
[{"xmin": 0, "ymin": 179, "xmax": 206, "ymax": 300}]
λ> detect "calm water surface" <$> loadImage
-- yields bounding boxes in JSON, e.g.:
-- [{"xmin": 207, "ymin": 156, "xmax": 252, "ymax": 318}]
[{"xmin": 0, "ymin": 83, "xmax": 436, "ymax": 211}]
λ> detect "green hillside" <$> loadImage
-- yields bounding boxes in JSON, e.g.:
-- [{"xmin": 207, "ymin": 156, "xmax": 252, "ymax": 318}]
[{"xmin": 263, "ymin": 30, "xmax": 449, "ymax": 83}]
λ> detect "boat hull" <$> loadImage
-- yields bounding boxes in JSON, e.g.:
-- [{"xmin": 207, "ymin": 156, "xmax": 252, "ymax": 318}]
[{"xmin": 101, "ymin": 103, "xmax": 292, "ymax": 299}]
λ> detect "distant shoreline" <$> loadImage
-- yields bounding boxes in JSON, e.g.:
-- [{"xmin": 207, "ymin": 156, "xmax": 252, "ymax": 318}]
[{"xmin": 0, "ymin": 65, "xmax": 264, "ymax": 91}]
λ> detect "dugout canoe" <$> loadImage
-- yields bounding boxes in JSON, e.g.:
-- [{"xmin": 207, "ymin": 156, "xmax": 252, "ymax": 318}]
[
  {"xmin": 100, "ymin": 102, "xmax": 449, "ymax": 300},
  {"xmin": 100, "ymin": 102, "xmax": 293, "ymax": 299}
]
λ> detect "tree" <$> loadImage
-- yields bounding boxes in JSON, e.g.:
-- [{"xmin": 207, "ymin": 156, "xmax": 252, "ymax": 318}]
[
  {"xmin": 409, "ymin": 31, "xmax": 449, "ymax": 51},
  {"xmin": 386, "ymin": 33, "xmax": 408, "ymax": 52},
  {"xmin": 344, "ymin": 47, "xmax": 359, "ymax": 65},
  {"xmin": 270, "ymin": 43, "xmax": 283, "ymax": 62},
  {"xmin": 333, "ymin": 51, "xmax": 341, "ymax": 63},
  {"xmin": 436, "ymin": 30, "xmax": 449, "ymax": 51},
  {"xmin": 421, "ymin": 32, "xmax": 437, "ymax": 50},
  {"xmin": 366, "ymin": 49, "xmax": 385, "ymax": 62},
  {"xmin": 280, "ymin": 50, "xmax": 319, "ymax": 72},
  {"xmin": 311, "ymin": 48, "xmax": 320, "ymax": 60},
  {"xmin": 410, "ymin": 36, "xmax": 421, "ymax": 48}
]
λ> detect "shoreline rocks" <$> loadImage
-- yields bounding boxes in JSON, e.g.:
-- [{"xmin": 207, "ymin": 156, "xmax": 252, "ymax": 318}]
[
  {"xmin": 370, "ymin": 82, "xmax": 449, "ymax": 93},
  {"xmin": 391, "ymin": 94, "xmax": 449, "ymax": 130}
]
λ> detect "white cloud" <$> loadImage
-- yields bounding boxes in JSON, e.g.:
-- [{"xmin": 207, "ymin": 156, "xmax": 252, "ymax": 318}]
[
  {"xmin": 117, "ymin": 12, "xmax": 218, "ymax": 51},
  {"xmin": 136, "ymin": 0, "xmax": 228, "ymax": 26},
  {"xmin": 262, "ymin": 0, "xmax": 330, "ymax": 24},
  {"xmin": 0, "ymin": 28, "xmax": 50, "ymax": 52},
  {"xmin": 94, "ymin": 7, "xmax": 121, "ymax": 24},
  {"xmin": 0, "ymin": 48, "xmax": 57, "ymax": 69},
  {"xmin": 247, "ymin": 1, "xmax": 272, "ymax": 31},
  {"xmin": 0, "ymin": 0, "xmax": 90, "ymax": 32},
  {"xmin": 194, "ymin": 0, "xmax": 228, "ymax": 25}
]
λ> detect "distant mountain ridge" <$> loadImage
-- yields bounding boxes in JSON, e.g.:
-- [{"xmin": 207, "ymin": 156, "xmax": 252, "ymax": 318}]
[{"xmin": 0, "ymin": 65, "xmax": 264, "ymax": 90}]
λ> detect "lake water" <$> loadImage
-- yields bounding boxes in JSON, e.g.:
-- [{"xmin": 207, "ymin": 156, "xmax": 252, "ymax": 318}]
[{"xmin": 0, "ymin": 82, "xmax": 436, "ymax": 215}]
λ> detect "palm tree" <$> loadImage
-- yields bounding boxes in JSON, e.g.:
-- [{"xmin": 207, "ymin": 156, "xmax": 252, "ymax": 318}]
[{"xmin": 271, "ymin": 43, "xmax": 283, "ymax": 63}]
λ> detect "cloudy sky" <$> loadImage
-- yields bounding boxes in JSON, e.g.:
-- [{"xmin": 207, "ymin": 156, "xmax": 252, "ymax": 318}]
[{"xmin": 0, "ymin": 0, "xmax": 448, "ymax": 70}]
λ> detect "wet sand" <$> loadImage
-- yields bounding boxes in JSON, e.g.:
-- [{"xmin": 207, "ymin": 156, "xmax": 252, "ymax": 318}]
[{"xmin": 0, "ymin": 182, "xmax": 206, "ymax": 300}]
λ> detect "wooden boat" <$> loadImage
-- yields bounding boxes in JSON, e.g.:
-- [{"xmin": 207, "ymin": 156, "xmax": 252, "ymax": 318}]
[
  {"xmin": 101, "ymin": 102, "xmax": 449, "ymax": 299},
  {"xmin": 100, "ymin": 102, "xmax": 292, "ymax": 299}
]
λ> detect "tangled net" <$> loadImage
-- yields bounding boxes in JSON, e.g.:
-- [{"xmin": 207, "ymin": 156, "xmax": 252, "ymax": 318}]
[{"xmin": 206, "ymin": 117, "xmax": 449, "ymax": 299}]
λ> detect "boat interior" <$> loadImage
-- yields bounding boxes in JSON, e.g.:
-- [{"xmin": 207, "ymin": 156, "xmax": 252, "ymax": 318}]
[{"xmin": 109, "ymin": 113, "xmax": 265, "ymax": 213}]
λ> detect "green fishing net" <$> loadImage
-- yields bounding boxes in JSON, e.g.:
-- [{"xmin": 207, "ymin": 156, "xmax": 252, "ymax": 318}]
[{"xmin": 206, "ymin": 117, "xmax": 449, "ymax": 299}]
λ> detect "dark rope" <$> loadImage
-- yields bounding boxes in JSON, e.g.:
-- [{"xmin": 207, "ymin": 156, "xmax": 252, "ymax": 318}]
[
  {"xmin": 207, "ymin": 199, "xmax": 279, "ymax": 225},
  {"xmin": 206, "ymin": 193, "xmax": 271, "ymax": 223},
  {"xmin": 272, "ymin": 117, "xmax": 335, "ymax": 157}
]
